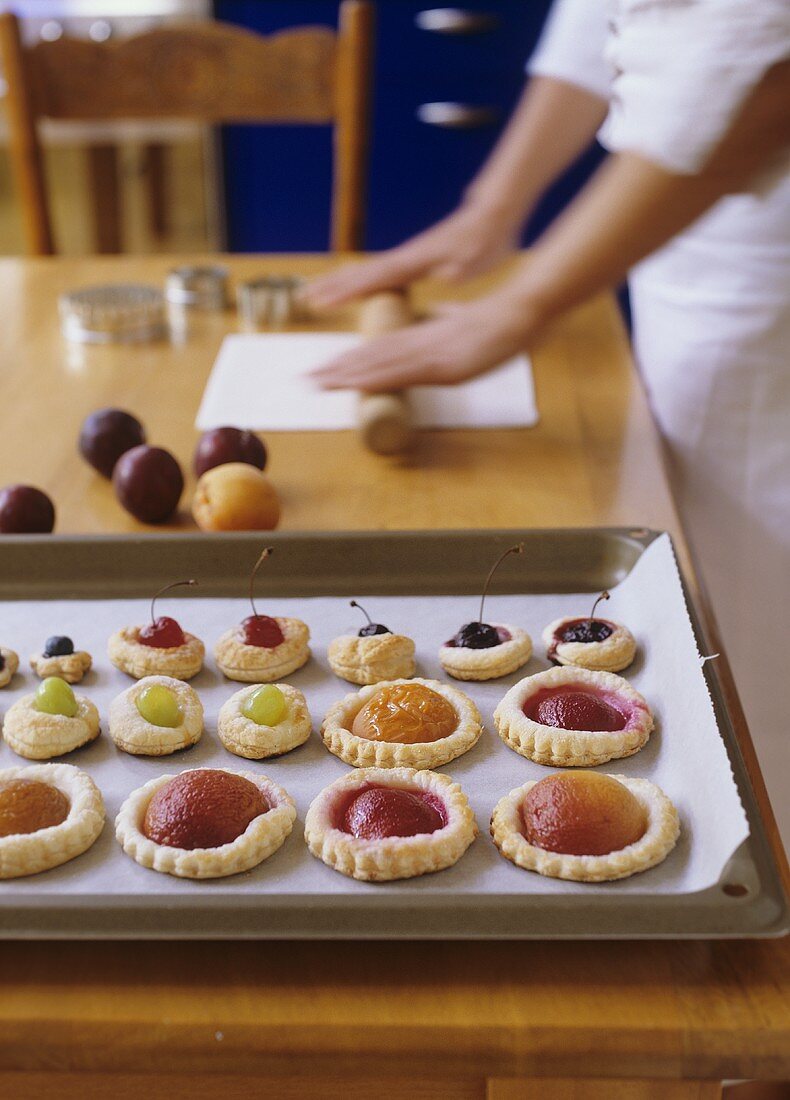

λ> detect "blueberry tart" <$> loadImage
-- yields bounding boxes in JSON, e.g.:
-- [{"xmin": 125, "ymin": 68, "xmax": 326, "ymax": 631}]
[{"xmin": 30, "ymin": 635, "xmax": 92, "ymax": 684}]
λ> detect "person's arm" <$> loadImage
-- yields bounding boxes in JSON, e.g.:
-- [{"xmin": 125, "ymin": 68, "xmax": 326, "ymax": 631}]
[
  {"xmin": 311, "ymin": 60, "xmax": 789, "ymax": 392},
  {"xmin": 305, "ymin": 76, "xmax": 608, "ymax": 309}
]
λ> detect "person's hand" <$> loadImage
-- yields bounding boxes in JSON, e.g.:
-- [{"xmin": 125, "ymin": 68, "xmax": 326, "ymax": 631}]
[
  {"xmin": 305, "ymin": 202, "xmax": 522, "ymax": 311},
  {"xmin": 310, "ymin": 290, "xmax": 541, "ymax": 392}
]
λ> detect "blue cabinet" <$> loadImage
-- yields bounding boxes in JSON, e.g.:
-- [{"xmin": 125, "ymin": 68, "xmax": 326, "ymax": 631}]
[{"xmin": 214, "ymin": 1, "xmax": 606, "ymax": 251}]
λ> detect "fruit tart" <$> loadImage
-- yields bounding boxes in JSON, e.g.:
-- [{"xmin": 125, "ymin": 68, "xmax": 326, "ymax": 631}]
[
  {"xmin": 494, "ymin": 666, "xmax": 653, "ymax": 767},
  {"xmin": 109, "ymin": 675, "xmax": 203, "ymax": 756},
  {"xmin": 30, "ymin": 634, "xmax": 92, "ymax": 684},
  {"xmin": 328, "ymin": 599, "xmax": 416, "ymax": 685},
  {"xmin": 108, "ymin": 579, "xmax": 204, "ymax": 680},
  {"xmin": 0, "ymin": 763, "xmax": 105, "ymax": 878},
  {"xmin": 0, "ymin": 646, "xmax": 19, "ymax": 689},
  {"xmin": 305, "ymin": 766, "xmax": 477, "ymax": 881},
  {"xmin": 214, "ymin": 548, "xmax": 310, "ymax": 682},
  {"xmin": 439, "ymin": 544, "xmax": 532, "ymax": 681},
  {"xmin": 321, "ymin": 677, "xmax": 482, "ymax": 769},
  {"xmin": 115, "ymin": 767, "xmax": 296, "ymax": 878},
  {"xmin": 3, "ymin": 677, "xmax": 100, "ymax": 760},
  {"xmin": 218, "ymin": 683, "xmax": 311, "ymax": 759},
  {"xmin": 544, "ymin": 591, "xmax": 637, "ymax": 672},
  {"xmin": 491, "ymin": 771, "xmax": 679, "ymax": 882}
]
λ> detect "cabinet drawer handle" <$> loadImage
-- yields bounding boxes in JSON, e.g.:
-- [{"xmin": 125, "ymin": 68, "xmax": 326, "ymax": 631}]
[
  {"xmin": 415, "ymin": 8, "xmax": 500, "ymax": 34},
  {"xmin": 416, "ymin": 102, "xmax": 499, "ymax": 128}
]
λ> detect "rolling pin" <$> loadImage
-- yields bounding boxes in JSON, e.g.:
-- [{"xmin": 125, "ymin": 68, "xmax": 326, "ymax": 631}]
[{"xmin": 356, "ymin": 291, "xmax": 416, "ymax": 455}]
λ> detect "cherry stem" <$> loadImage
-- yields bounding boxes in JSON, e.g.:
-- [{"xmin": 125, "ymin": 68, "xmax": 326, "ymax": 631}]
[
  {"xmin": 150, "ymin": 578, "xmax": 197, "ymax": 624},
  {"xmin": 249, "ymin": 547, "xmax": 274, "ymax": 619},
  {"xmin": 478, "ymin": 542, "xmax": 525, "ymax": 624},
  {"xmin": 588, "ymin": 590, "xmax": 610, "ymax": 623},
  {"xmin": 350, "ymin": 599, "xmax": 374, "ymax": 627}
]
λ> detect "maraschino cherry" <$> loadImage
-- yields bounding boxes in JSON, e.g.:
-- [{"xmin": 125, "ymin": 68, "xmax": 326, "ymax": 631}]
[
  {"xmin": 350, "ymin": 599, "xmax": 390, "ymax": 637},
  {"xmin": 139, "ymin": 579, "xmax": 197, "ymax": 648},
  {"xmin": 448, "ymin": 543, "xmax": 524, "ymax": 649},
  {"xmin": 240, "ymin": 547, "xmax": 284, "ymax": 649},
  {"xmin": 558, "ymin": 592, "xmax": 614, "ymax": 645}
]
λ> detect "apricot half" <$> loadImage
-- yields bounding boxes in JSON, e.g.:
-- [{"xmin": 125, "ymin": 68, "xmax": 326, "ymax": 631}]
[
  {"xmin": 352, "ymin": 683, "xmax": 457, "ymax": 745},
  {"xmin": 522, "ymin": 771, "xmax": 646, "ymax": 856},
  {"xmin": 0, "ymin": 779, "xmax": 69, "ymax": 837}
]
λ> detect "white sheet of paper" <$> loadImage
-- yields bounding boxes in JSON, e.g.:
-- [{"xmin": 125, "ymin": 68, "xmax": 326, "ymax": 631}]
[{"xmin": 195, "ymin": 333, "xmax": 539, "ymax": 432}]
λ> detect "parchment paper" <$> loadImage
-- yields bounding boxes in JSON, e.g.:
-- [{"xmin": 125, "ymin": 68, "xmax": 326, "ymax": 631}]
[{"xmin": 0, "ymin": 534, "xmax": 748, "ymax": 901}]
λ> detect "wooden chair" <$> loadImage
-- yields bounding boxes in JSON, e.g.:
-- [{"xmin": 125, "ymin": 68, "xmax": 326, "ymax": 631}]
[{"xmin": 0, "ymin": 3, "xmax": 373, "ymax": 255}]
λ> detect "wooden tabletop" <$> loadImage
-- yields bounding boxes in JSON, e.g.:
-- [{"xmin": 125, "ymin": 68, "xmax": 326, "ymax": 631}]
[{"xmin": 0, "ymin": 254, "xmax": 788, "ymax": 1099}]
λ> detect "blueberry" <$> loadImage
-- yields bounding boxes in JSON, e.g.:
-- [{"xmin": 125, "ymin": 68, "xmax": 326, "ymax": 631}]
[
  {"xmin": 451, "ymin": 621, "xmax": 501, "ymax": 649},
  {"xmin": 44, "ymin": 635, "xmax": 74, "ymax": 657},
  {"xmin": 358, "ymin": 623, "xmax": 390, "ymax": 637},
  {"xmin": 560, "ymin": 619, "xmax": 613, "ymax": 644}
]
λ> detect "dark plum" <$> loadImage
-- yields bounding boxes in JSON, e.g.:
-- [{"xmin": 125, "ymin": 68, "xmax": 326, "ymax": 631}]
[
  {"xmin": 113, "ymin": 445, "xmax": 183, "ymax": 524},
  {"xmin": 0, "ymin": 485, "xmax": 55, "ymax": 534},
  {"xmin": 79, "ymin": 408, "xmax": 146, "ymax": 478},
  {"xmin": 193, "ymin": 427, "xmax": 267, "ymax": 478}
]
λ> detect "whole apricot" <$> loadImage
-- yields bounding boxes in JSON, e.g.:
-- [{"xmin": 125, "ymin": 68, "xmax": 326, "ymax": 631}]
[{"xmin": 192, "ymin": 463, "xmax": 281, "ymax": 531}]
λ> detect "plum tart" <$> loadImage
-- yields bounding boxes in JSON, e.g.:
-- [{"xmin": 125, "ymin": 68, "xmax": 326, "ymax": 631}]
[
  {"xmin": 115, "ymin": 767, "xmax": 296, "ymax": 878},
  {"xmin": 108, "ymin": 579, "xmax": 204, "ymax": 681},
  {"xmin": 491, "ymin": 771, "xmax": 679, "ymax": 882},
  {"xmin": 214, "ymin": 548, "xmax": 310, "ymax": 682},
  {"xmin": 494, "ymin": 666, "xmax": 653, "ymax": 767},
  {"xmin": 0, "ymin": 763, "xmax": 105, "ymax": 878},
  {"xmin": 109, "ymin": 675, "xmax": 203, "ymax": 756},
  {"xmin": 321, "ymin": 677, "xmax": 482, "ymax": 769},
  {"xmin": 544, "ymin": 591, "xmax": 636, "ymax": 673},
  {"xmin": 305, "ymin": 767, "xmax": 477, "ymax": 881},
  {"xmin": 328, "ymin": 599, "xmax": 416, "ymax": 685},
  {"xmin": 3, "ymin": 677, "xmax": 100, "ymax": 759},
  {"xmin": 217, "ymin": 683, "xmax": 312, "ymax": 759},
  {"xmin": 0, "ymin": 646, "xmax": 19, "ymax": 689},
  {"xmin": 30, "ymin": 635, "xmax": 92, "ymax": 684},
  {"xmin": 439, "ymin": 544, "xmax": 532, "ymax": 681}
]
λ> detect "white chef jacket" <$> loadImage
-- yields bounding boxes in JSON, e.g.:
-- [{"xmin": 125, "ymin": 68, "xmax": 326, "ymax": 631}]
[{"xmin": 530, "ymin": 0, "xmax": 790, "ymax": 844}]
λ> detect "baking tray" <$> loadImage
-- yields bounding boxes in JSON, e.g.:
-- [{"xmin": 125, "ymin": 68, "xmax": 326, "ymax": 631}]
[{"xmin": 0, "ymin": 527, "xmax": 786, "ymax": 940}]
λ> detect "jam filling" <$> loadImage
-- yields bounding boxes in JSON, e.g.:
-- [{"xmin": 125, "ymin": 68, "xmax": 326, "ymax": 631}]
[
  {"xmin": 525, "ymin": 687, "xmax": 629, "ymax": 732},
  {"xmin": 522, "ymin": 772, "xmax": 647, "ymax": 856},
  {"xmin": 351, "ymin": 683, "xmax": 458, "ymax": 745},
  {"xmin": 0, "ymin": 779, "xmax": 70, "ymax": 837},
  {"xmin": 339, "ymin": 784, "xmax": 447, "ymax": 840},
  {"xmin": 143, "ymin": 769, "xmax": 269, "ymax": 850},
  {"xmin": 547, "ymin": 618, "xmax": 614, "ymax": 660}
]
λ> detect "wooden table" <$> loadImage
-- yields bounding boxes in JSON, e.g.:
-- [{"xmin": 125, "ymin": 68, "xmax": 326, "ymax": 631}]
[{"xmin": 0, "ymin": 255, "xmax": 787, "ymax": 1100}]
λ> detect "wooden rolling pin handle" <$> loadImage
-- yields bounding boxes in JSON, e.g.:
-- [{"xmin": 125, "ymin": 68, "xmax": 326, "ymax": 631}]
[{"xmin": 356, "ymin": 291, "xmax": 415, "ymax": 455}]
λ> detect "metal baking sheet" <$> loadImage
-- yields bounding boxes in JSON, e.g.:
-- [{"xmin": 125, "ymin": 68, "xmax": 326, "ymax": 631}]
[{"xmin": 0, "ymin": 529, "xmax": 786, "ymax": 939}]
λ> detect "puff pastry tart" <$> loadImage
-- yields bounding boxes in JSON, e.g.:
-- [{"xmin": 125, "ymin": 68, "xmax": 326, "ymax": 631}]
[
  {"xmin": 494, "ymin": 666, "xmax": 653, "ymax": 767},
  {"xmin": 218, "ymin": 683, "xmax": 311, "ymax": 759},
  {"xmin": 108, "ymin": 579, "xmax": 204, "ymax": 681},
  {"xmin": 116, "ymin": 767, "xmax": 296, "ymax": 879},
  {"xmin": 328, "ymin": 599, "xmax": 416, "ymax": 685},
  {"xmin": 30, "ymin": 635, "xmax": 92, "ymax": 684},
  {"xmin": 322, "ymin": 678, "xmax": 482, "ymax": 769},
  {"xmin": 3, "ymin": 678, "xmax": 100, "ymax": 759},
  {"xmin": 109, "ymin": 675, "xmax": 203, "ymax": 756},
  {"xmin": 544, "ymin": 592, "xmax": 636, "ymax": 673},
  {"xmin": 0, "ymin": 646, "xmax": 19, "ymax": 689},
  {"xmin": 305, "ymin": 766, "xmax": 477, "ymax": 881},
  {"xmin": 491, "ymin": 771, "xmax": 679, "ymax": 882},
  {"xmin": 0, "ymin": 763, "xmax": 105, "ymax": 879}
]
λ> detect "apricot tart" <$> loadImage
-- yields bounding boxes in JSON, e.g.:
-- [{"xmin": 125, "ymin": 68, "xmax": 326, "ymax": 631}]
[
  {"xmin": 0, "ymin": 646, "xmax": 19, "ymax": 689},
  {"xmin": 321, "ymin": 678, "xmax": 482, "ymax": 769},
  {"xmin": 2, "ymin": 678, "xmax": 100, "ymax": 759},
  {"xmin": 328, "ymin": 600, "xmax": 416, "ymax": 685},
  {"xmin": 109, "ymin": 675, "xmax": 203, "ymax": 756},
  {"xmin": 0, "ymin": 763, "xmax": 105, "ymax": 878},
  {"xmin": 30, "ymin": 635, "xmax": 92, "ymax": 684},
  {"xmin": 491, "ymin": 771, "xmax": 679, "ymax": 882},
  {"xmin": 305, "ymin": 767, "xmax": 477, "ymax": 881},
  {"xmin": 115, "ymin": 767, "xmax": 296, "ymax": 878},
  {"xmin": 217, "ymin": 682, "xmax": 312, "ymax": 759},
  {"xmin": 544, "ymin": 594, "xmax": 636, "ymax": 672},
  {"xmin": 108, "ymin": 580, "xmax": 204, "ymax": 681},
  {"xmin": 494, "ymin": 667, "xmax": 653, "ymax": 767}
]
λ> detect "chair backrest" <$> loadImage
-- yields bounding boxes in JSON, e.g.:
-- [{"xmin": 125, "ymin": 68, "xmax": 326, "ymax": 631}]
[{"xmin": 0, "ymin": 4, "xmax": 373, "ymax": 255}]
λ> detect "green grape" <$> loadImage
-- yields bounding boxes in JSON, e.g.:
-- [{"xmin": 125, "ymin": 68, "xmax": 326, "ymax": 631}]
[
  {"xmin": 242, "ymin": 684, "xmax": 287, "ymax": 727},
  {"xmin": 136, "ymin": 684, "xmax": 183, "ymax": 728},
  {"xmin": 34, "ymin": 677, "xmax": 78, "ymax": 718}
]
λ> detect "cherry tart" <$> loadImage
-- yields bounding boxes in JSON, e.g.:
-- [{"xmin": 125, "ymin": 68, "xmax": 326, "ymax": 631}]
[
  {"xmin": 109, "ymin": 676, "xmax": 203, "ymax": 757},
  {"xmin": 2, "ymin": 678, "xmax": 100, "ymax": 760},
  {"xmin": 214, "ymin": 615, "xmax": 310, "ymax": 682},
  {"xmin": 544, "ymin": 616, "xmax": 636, "ymax": 673},
  {"xmin": 491, "ymin": 771, "xmax": 679, "ymax": 882},
  {"xmin": 30, "ymin": 636, "xmax": 92, "ymax": 684},
  {"xmin": 439, "ymin": 623, "xmax": 532, "ymax": 682},
  {"xmin": 494, "ymin": 667, "xmax": 653, "ymax": 767},
  {"xmin": 305, "ymin": 767, "xmax": 477, "ymax": 882},
  {"xmin": 109, "ymin": 623, "xmax": 204, "ymax": 681},
  {"xmin": 115, "ymin": 767, "xmax": 296, "ymax": 879},
  {"xmin": 0, "ymin": 646, "xmax": 19, "ymax": 689},
  {"xmin": 0, "ymin": 763, "xmax": 105, "ymax": 879},
  {"xmin": 217, "ymin": 683, "xmax": 312, "ymax": 760},
  {"xmin": 328, "ymin": 600, "xmax": 416, "ymax": 685},
  {"xmin": 321, "ymin": 678, "xmax": 482, "ymax": 770}
]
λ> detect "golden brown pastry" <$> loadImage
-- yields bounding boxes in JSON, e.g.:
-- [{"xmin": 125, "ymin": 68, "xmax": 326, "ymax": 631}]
[
  {"xmin": 109, "ymin": 675, "xmax": 203, "ymax": 756},
  {"xmin": 217, "ymin": 683, "xmax": 312, "ymax": 759},
  {"xmin": 2, "ymin": 678, "xmax": 100, "ymax": 760}
]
